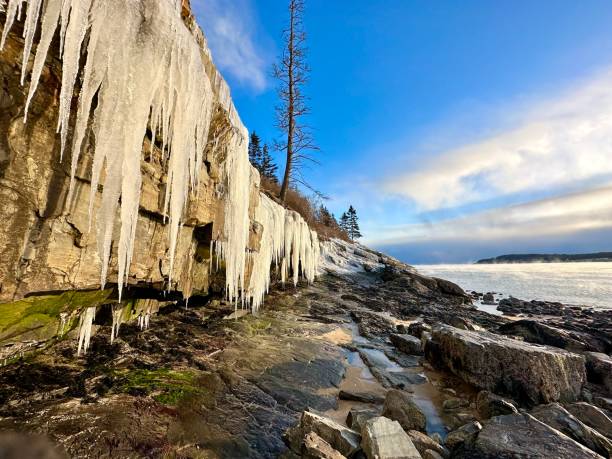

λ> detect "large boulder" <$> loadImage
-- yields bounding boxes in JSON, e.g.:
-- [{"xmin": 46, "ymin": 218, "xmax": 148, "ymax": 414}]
[
  {"xmin": 390, "ymin": 333, "xmax": 424, "ymax": 355},
  {"xmin": 382, "ymin": 390, "xmax": 427, "ymax": 432},
  {"xmin": 531, "ymin": 403, "xmax": 612, "ymax": 457},
  {"xmin": 585, "ymin": 352, "xmax": 612, "ymax": 393},
  {"xmin": 284, "ymin": 411, "xmax": 361, "ymax": 457},
  {"xmin": 444, "ymin": 421, "xmax": 482, "ymax": 452},
  {"xmin": 475, "ymin": 391, "xmax": 518, "ymax": 419},
  {"xmin": 462, "ymin": 413, "xmax": 602, "ymax": 458},
  {"xmin": 407, "ymin": 430, "xmax": 449, "ymax": 458},
  {"xmin": 425, "ymin": 325, "xmax": 586, "ymax": 405},
  {"xmin": 346, "ymin": 408, "xmax": 380, "ymax": 433},
  {"xmin": 482, "ymin": 293, "xmax": 495, "ymax": 305},
  {"xmin": 565, "ymin": 402, "xmax": 612, "ymax": 440},
  {"xmin": 302, "ymin": 432, "xmax": 346, "ymax": 459},
  {"xmin": 498, "ymin": 320, "xmax": 591, "ymax": 352},
  {"xmin": 407, "ymin": 322, "xmax": 431, "ymax": 340},
  {"xmin": 361, "ymin": 417, "xmax": 422, "ymax": 459}
]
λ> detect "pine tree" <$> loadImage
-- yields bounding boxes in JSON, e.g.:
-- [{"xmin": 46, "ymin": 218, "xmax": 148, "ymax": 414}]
[
  {"xmin": 274, "ymin": 0, "xmax": 319, "ymax": 202},
  {"xmin": 339, "ymin": 212, "xmax": 349, "ymax": 234},
  {"xmin": 346, "ymin": 205, "xmax": 362, "ymax": 241},
  {"xmin": 249, "ymin": 131, "xmax": 263, "ymax": 170},
  {"xmin": 260, "ymin": 144, "xmax": 278, "ymax": 182},
  {"xmin": 318, "ymin": 205, "xmax": 335, "ymax": 227}
]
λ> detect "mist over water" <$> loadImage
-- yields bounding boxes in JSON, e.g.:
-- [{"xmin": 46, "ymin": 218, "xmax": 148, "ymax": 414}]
[{"xmin": 416, "ymin": 262, "xmax": 612, "ymax": 309}]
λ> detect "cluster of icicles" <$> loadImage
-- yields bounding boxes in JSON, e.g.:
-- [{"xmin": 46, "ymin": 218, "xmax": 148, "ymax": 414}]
[{"xmin": 1, "ymin": 0, "xmax": 321, "ymax": 352}]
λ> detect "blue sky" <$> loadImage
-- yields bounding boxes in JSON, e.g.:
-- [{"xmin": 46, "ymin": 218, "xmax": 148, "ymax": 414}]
[{"xmin": 193, "ymin": 0, "xmax": 612, "ymax": 263}]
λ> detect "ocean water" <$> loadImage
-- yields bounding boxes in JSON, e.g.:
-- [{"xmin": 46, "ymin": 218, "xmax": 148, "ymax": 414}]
[{"xmin": 416, "ymin": 262, "xmax": 612, "ymax": 310}]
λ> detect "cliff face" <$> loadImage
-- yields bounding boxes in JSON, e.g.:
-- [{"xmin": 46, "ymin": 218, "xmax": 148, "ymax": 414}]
[
  {"xmin": 0, "ymin": 0, "xmax": 318, "ymax": 357},
  {"xmin": 0, "ymin": 1, "xmax": 252, "ymax": 302}
]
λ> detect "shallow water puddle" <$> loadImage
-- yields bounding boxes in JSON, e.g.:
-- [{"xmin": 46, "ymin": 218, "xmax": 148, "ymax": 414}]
[
  {"xmin": 323, "ymin": 350, "xmax": 386, "ymax": 425},
  {"xmin": 320, "ymin": 321, "xmax": 450, "ymax": 437},
  {"xmin": 345, "ymin": 351, "xmax": 376, "ymax": 380}
]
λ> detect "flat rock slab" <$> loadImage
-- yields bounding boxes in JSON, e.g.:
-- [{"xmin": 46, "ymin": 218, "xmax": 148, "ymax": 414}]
[
  {"xmin": 498, "ymin": 319, "xmax": 591, "ymax": 352},
  {"xmin": 565, "ymin": 402, "xmax": 612, "ymax": 440},
  {"xmin": 303, "ymin": 432, "xmax": 346, "ymax": 459},
  {"xmin": 465, "ymin": 413, "xmax": 602, "ymax": 458},
  {"xmin": 531, "ymin": 403, "xmax": 612, "ymax": 457},
  {"xmin": 390, "ymin": 334, "xmax": 424, "ymax": 355},
  {"xmin": 426, "ymin": 324, "xmax": 586, "ymax": 405},
  {"xmin": 294, "ymin": 411, "xmax": 361, "ymax": 457},
  {"xmin": 339, "ymin": 390, "xmax": 385, "ymax": 405},
  {"xmin": 361, "ymin": 417, "xmax": 422, "ymax": 459}
]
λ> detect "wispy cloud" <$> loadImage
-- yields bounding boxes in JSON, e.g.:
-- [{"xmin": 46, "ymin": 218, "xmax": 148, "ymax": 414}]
[
  {"xmin": 367, "ymin": 185, "xmax": 612, "ymax": 246},
  {"xmin": 193, "ymin": 0, "xmax": 268, "ymax": 91},
  {"xmin": 381, "ymin": 69, "xmax": 612, "ymax": 211}
]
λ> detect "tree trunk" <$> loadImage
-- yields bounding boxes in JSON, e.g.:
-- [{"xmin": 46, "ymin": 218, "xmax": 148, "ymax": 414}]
[{"xmin": 279, "ymin": 1, "xmax": 296, "ymax": 203}]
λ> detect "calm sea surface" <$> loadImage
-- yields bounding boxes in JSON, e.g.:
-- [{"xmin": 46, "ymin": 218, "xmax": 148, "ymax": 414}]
[{"xmin": 416, "ymin": 262, "xmax": 612, "ymax": 310}]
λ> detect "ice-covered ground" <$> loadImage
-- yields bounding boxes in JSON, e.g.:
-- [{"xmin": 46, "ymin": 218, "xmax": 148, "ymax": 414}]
[{"xmin": 320, "ymin": 239, "xmax": 384, "ymax": 275}]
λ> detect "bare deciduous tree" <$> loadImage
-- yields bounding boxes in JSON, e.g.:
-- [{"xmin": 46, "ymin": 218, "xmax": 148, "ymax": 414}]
[{"xmin": 274, "ymin": 0, "xmax": 319, "ymax": 203}]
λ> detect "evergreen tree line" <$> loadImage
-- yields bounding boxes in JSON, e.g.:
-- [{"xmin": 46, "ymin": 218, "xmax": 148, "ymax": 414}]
[
  {"xmin": 249, "ymin": 130, "xmax": 362, "ymax": 241},
  {"xmin": 316, "ymin": 204, "xmax": 362, "ymax": 241},
  {"xmin": 339, "ymin": 205, "xmax": 362, "ymax": 241},
  {"xmin": 249, "ymin": 132, "xmax": 279, "ymax": 183}
]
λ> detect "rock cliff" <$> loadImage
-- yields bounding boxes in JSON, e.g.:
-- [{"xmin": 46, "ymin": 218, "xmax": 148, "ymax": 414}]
[{"xmin": 0, "ymin": 0, "xmax": 318, "ymax": 358}]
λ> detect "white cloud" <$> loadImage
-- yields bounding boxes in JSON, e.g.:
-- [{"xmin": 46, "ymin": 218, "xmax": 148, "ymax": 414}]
[
  {"xmin": 193, "ymin": 0, "xmax": 268, "ymax": 91},
  {"xmin": 381, "ymin": 69, "xmax": 612, "ymax": 210},
  {"xmin": 366, "ymin": 185, "xmax": 612, "ymax": 246}
]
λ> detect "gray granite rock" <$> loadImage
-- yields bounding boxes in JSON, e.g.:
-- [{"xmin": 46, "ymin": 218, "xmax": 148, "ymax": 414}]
[
  {"xmin": 382, "ymin": 389, "xmax": 427, "ymax": 432},
  {"xmin": 465, "ymin": 413, "xmax": 602, "ymax": 458},
  {"xmin": 426, "ymin": 324, "xmax": 586, "ymax": 405},
  {"xmin": 565, "ymin": 402, "xmax": 612, "ymax": 440},
  {"xmin": 531, "ymin": 402, "xmax": 612, "ymax": 457},
  {"xmin": 361, "ymin": 417, "xmax": 422, "ymax": 459}
]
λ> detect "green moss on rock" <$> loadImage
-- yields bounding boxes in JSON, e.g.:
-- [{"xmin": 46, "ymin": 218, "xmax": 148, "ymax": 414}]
[
  {"xmin": 115, "ymin": 368, "xmax": 209, "ymax": 405},
  {"xmin": 0, "ymin": 289, "xmax": 114, "ymax": 343}
]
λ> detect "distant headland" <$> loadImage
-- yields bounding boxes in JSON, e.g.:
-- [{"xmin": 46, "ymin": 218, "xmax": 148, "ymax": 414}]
[{"xmin": 476, "ymin": 252, "xmax": 612, "ymax": 264}]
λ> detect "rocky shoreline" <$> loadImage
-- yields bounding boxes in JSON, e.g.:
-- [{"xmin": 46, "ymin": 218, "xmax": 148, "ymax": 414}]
[{"xmin": 0, "ymin": 243, "xmax": 609, "ymax": 458}]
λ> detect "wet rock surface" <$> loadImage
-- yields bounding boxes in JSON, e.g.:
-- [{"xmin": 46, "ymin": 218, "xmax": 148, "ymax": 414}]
[
  {"xmin": 530, "ymin": 402, "xmax": 612, "ymax": 457},
  {"xmin": 458, "ymin": 413, "xmax": 603, "ymax": 459},
  {"xmin": 0, "ymin": 247, "xmax": 610, "ymax": 458},
  {"xmin": 382, "ymin": 389, "xmax": 427, "ymax": 432},
  {"xmin": 426, "ymin": 324, "xmax": 587, "ymax": 405},
  {"xmin": 361, "ymin": 417, "xmax": 421, "ymax": 459},
  {"xmin": 565, "ymin": 402, "xmax": 612, "ymax": 440}
]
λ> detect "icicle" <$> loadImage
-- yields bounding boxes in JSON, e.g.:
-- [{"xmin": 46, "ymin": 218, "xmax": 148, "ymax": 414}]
[
  {"xmin": 23, "ymin": 0, "xmax": 62, "ymax": 119},
  {"xmin": 19, "ymin": 0, "xmax": 42, "ymax": 86},
  {"xmin": 0, "ymin": 0, "xmax": 21, "ymax": 49},
  {"xmin": 245, "ymin": 191, "xmax": 320, "ymax": 311},
  {"xmin": 77, "ymin": 306, "xmax": 96, "ymax": 355},
  {"xmin": 56, "ymin": 0, "xmax": 92, "ymax": 160},
  {"xmin": 216, "ymin": 126, "xmax": 251, "ymax": 304},
  {"xmin": 58, "ymin": 312, "xmax": 68, "ymax": 337},
  {"xmin": 110, "ymin": 304, "xmax": 122, "ymax": 343}
]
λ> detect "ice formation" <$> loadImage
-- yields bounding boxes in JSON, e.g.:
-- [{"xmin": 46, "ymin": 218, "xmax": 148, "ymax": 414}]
[
  {"xmin": 110, "ymin": 305, "xmax": 122, "ymax": 343},
  {"xmin": 2, "ymin": 0, "xmax": 321, "ymax": 319},
  {"xmin": 77, "ymin": 306, "xmax": 96, "ymax": 355},
  {"xmin": 1, "ymin": 0, "xmax": 215, "ymax": 298},
  {"xmin": 245, "ymin": 194, "xmax": 320, "ymax": 311}
]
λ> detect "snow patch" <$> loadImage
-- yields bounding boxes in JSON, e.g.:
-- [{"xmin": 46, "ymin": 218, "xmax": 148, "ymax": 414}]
[{"xmin": 320, "ymin": 239, "xmax": 383, "ymax": 275}]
